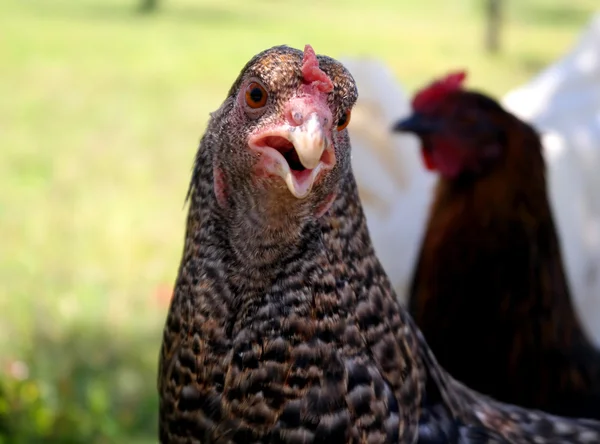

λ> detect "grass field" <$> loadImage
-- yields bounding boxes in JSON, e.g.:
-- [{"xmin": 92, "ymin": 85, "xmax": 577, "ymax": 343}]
[{"xmin": 1, "ymin": 0, "xmax": 597, "ymax": 441}]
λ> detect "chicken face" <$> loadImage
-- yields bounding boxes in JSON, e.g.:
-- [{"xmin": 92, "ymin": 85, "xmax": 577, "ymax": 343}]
[
  {"xmin": 210, "ymin": 44, "xmax": 357, "ymax": 219},
  {"xmin": 246, "ymin": 77, "xmax": 335, "ymax": 200},
  {"xmin": 392, "ymin": 71, "xmax": 507, "ymax": 180}
]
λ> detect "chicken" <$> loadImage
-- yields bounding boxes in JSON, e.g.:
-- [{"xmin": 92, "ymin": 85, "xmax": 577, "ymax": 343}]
[
  {"xmin": 392, "ymin": 70, "xmax": 600, "ymax": 419},
  {"xmin": 158, "ymin": 43, "xmax": 426, "ymax": 444},
  {"xmin": 158, "ymin": 44, "xmax": 600, "ymax": 443}
]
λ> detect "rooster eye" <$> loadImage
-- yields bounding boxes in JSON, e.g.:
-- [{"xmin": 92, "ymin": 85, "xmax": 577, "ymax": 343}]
[
  {"xmin": 337, "ymin": 110, "xmax": 351, "ymax": 131},
  {"xmin": 245, "ymin": 82, "xmax": 268, "ymax": 109}
]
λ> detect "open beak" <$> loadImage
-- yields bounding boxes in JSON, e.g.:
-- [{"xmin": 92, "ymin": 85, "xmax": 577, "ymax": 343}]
[
  {"xmin": 392, "ymin": 113, "xmax": 440, "ymax": 135},
  {"xmin": 287, "ymin": 113, "xmax": 328, "ymax": 170},
  {"xmin": 249, "ymin": 112, "xmax": 335, "ymax": 199}
]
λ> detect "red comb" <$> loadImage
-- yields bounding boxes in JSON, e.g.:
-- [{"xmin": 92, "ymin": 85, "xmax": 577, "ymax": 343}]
[
  {"xmin": 412, "ymin": 70, "xmax": 467, "ymax": 112},
  {"xmin": 301, "ymin": 44, "xmax": 334, "ymax": 94}
]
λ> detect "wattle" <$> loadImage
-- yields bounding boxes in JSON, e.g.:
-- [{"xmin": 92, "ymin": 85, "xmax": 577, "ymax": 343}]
[{"xmin": 421, "ymin": 147, "xmax": 436, "ymax": 171}]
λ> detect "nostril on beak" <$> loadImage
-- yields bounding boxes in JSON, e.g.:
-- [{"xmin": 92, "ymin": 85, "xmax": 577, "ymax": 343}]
[{"xmin": 292, "ymin": 111, "xmax": 303, "ymax": 125}]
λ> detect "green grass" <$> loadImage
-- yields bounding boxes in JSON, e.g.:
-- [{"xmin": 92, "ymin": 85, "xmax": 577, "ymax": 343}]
[{"xmin": 0, "ymin": 0, "xmax": 597, "ymax": 441}]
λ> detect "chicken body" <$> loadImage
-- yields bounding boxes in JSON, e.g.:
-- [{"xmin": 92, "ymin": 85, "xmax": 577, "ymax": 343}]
[
  {"xmin": 158, "ymin": 48, "xmax": 600, "ymax": 443},
  {"xmin": 158, "ymin": 44, "xmax": 426, "ymax": 444},
  {"xmin": 393, "ymin": 71, "xmax": 600, "ymax": 419}
]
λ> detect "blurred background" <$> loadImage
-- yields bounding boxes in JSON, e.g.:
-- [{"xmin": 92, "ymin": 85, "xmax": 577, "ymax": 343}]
[{"xmin": 1, "ymin": 0, "xmax": 599, "ymax": 442}]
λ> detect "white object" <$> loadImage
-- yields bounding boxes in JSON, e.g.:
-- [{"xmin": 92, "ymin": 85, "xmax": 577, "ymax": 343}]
[{"xmin": 341, "ymin": 58, "xmax": 436, "ymax": 305}]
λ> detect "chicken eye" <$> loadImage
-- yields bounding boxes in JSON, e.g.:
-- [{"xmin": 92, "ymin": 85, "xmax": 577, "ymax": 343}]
[
  {"xmin": 245, "ymin": 82, "xmax": 268, "ymax": 109},
  {"xmin": 337, "ymin": 110, "xmax": 351, "ymax": 131}
]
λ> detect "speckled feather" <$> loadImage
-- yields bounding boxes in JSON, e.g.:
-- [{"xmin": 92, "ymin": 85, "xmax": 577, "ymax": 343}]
[
  {"xmin": 159, "ymin": 45, "xmax": 420, "ymax": 444},
  {"xmin": 157, "ymin": 45, "xmax": 600, "ymax": 444}
]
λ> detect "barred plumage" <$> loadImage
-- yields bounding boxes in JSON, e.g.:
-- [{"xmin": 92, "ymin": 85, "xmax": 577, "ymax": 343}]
[{"xmin": 158, "ymin": 45, "xmax": 600, "ymax": 444}]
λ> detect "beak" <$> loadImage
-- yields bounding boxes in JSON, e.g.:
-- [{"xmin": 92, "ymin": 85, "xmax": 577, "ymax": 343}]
[
  {"xmin": 392, "ymin": 113, "xmax": 440, "ymax": 135},
  {"xmin": 287, "ymin": 113, "xmax": 328, "ymax": 170},
  {"xmin": 248, "ymin": 112, "xmax": 335, "ymax": 199}
]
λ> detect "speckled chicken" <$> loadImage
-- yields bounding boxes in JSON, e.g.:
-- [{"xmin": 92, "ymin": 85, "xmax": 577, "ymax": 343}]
[
  {"xmin": 158, "ymin": 44, "xmax": 600, "ymax": 443},
  {"xmin": 392, "ymin": 71, "xmax": 600, "ymax": 420}
]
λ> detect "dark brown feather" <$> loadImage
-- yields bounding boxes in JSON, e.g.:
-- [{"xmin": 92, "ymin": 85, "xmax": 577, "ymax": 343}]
[{"xmin": 404, "ymin": 89, "xmax": 600, "ymax": 419}]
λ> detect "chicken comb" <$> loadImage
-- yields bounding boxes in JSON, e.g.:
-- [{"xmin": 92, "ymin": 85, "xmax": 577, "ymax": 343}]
[
  {"xmin": 301, "ymin": 44, "xmax": 334, "ymax": 93},
  {"xmin": 412, "ymin": 70, "xmax": 467, "ymax": 112}
]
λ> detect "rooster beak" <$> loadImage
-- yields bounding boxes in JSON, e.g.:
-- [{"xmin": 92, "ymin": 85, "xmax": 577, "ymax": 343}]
[
  {"xmin": 287, "ymin": 113, "xmax": 329, "ymax": 170},
  {"xmin": 248, "ymin": 111, "xmax": 335, "ymax": 200},
  {"xmin": 392, "ymin": 113, "xmax": 440, "ymax": 135}
]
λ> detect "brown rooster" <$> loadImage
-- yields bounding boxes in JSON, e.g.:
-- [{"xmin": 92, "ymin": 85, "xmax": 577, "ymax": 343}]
[{"xmin": 392, "ymin": 71, "xmax": 600, "ymax": 419}]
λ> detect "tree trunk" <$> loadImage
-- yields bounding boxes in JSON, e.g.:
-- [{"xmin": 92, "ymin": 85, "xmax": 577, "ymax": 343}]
[
  {"xmin": 139, "ymin": 0, "xmax": 159, "ymax": 13},
  {"xmin": 485, "ymin": 0, "xmax": 501, "ymax": 53}
]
